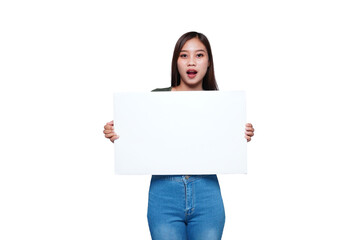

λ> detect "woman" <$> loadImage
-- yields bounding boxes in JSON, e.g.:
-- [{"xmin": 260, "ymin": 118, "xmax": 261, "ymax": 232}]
[{"xmin": 104, "ymin": 31, "xmax": 255, "ymax": 240}]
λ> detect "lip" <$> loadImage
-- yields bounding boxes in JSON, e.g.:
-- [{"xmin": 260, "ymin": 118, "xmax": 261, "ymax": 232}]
[{"xmin": 186, "ymin": 69, "xmax": 198, "ymax": 79}]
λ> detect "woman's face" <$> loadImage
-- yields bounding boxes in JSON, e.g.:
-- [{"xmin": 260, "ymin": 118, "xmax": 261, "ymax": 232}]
[{"xmin": 177, "ymin": 38, "xmax": 209, "ymax": 89}]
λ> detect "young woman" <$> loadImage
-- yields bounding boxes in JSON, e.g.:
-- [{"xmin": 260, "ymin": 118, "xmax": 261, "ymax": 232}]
[{"xmin": 104, "ymin": 31, "xmax": 255, "ymax": 240}]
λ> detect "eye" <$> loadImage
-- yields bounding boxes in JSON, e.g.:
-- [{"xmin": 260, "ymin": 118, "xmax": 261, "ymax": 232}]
[
  {"xmin": 180, "ymin": 53, "xmax": 187, "ymax": 58},
  {"xmin": 197, "ymin": 53, "xmax": 204, "ymax": 57}
]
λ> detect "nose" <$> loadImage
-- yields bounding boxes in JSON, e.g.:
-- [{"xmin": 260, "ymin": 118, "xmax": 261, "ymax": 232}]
[{"xmin": 187, "ymin": 56, "xmax": 196, "ymax": 66}]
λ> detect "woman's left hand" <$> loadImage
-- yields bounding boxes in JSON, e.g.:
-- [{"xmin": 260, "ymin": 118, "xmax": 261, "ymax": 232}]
[{"xmin": 245, "ymin": 123, "xmax": 255, "ymax": 142}]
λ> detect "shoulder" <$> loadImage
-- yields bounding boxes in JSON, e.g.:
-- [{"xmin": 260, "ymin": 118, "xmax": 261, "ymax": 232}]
[{"xmin": 151, "ymin": 87, "xmax": 172, "ymax": 92}]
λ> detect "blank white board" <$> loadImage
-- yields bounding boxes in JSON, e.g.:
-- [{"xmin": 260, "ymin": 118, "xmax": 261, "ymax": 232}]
[{"xmin": 114, "ymin": 90, "xmax": 247, "ymax": 175}]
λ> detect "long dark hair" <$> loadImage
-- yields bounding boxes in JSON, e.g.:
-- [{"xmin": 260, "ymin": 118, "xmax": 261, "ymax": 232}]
[{"xmin": 171, "ymin": 31, "xmax": 218, "ymax": 90}]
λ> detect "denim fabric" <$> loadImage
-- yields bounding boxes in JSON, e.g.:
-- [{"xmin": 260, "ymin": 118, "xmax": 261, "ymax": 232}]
[{"xmin": 147, "ymin": 175, "xmax": 225, "ymax": 240}]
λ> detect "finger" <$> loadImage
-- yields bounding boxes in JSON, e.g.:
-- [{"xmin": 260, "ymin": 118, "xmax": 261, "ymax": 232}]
[
  {"xmin": 245, "ymin": 131, "xmax": 254, "ymax": 137},
  {"xmin": 110, "ymin": 135, "xmax": 119, "ymax": 143},
  {"xmin": 245, "ymin": 127, "xmax": 254, "ymax": 131},
  {"xmin": 245, "ymin": 123, "xmax": 253, "ymax": 128},
  {"xmin": 107, "ymin": 120, "xmax": 114, "ymax": 126},
  {"xmin": 105, "ymin": 132, "xmax": 117, "ymax": 139},
  {"xmin": 245, "ymin": 135, "xmax": 251, "ymax": 142},
  {"xmin": 104, "ymin": 124, "xmax": 114, "ymax": 130},
  {"xmin": 103, "ymin": 129, "xmax": 114, "ymax": 134}
]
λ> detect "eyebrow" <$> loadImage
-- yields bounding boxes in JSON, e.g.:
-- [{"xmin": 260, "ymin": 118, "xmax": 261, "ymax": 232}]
[{"xmin": 180, "ymin": 49, "xmax": 206, "ymax": 52}]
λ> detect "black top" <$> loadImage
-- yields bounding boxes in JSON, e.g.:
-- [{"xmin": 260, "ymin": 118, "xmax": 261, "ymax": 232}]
[{"xmin": 151, "ymin": 87, "xmax": 172, "ymax": 92}]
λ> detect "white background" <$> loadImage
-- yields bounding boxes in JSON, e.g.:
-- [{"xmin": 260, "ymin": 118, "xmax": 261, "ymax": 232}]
[{"xmin": 1, "ymin": 0, "xmax": 359, "ymax": 239}]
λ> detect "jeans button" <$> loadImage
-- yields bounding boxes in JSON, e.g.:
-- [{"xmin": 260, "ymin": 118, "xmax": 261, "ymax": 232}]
[{"xmin": 185, "ymin": 175, "xmax": 190, "ymax": 180}]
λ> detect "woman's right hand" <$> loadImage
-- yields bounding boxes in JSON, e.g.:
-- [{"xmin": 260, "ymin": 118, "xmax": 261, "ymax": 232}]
[{"xmin": 103, "ymin": 120, "xmax": 119, "ymax": 143}]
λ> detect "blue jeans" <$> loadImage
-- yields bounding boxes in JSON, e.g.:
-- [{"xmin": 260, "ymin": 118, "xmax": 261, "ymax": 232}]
[{"xmin": 147, "ymin": 175, "xmax": 225, "ymax": 240}]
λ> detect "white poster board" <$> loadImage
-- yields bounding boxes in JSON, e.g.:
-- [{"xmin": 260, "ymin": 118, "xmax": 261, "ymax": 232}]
[{"xmin": 114, "ymin": 90, "xmax": 247, "ymax": 175}]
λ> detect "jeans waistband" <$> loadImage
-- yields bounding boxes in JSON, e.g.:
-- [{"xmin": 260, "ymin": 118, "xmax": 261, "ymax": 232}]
[{"xmin": 151, "ymin": 174, "xmax": 217, "ymax": 183}]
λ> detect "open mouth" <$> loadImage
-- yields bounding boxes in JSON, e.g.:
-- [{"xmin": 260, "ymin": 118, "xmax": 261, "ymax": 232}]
[{"xmin": 186, "ymin": 70, "xmax": 198, "ymax": 79}]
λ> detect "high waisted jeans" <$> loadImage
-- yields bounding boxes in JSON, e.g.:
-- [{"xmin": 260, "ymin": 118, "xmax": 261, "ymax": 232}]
[{"xmin": 147, "ymin": 175, "xmax": 225, "ymax": 240}]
